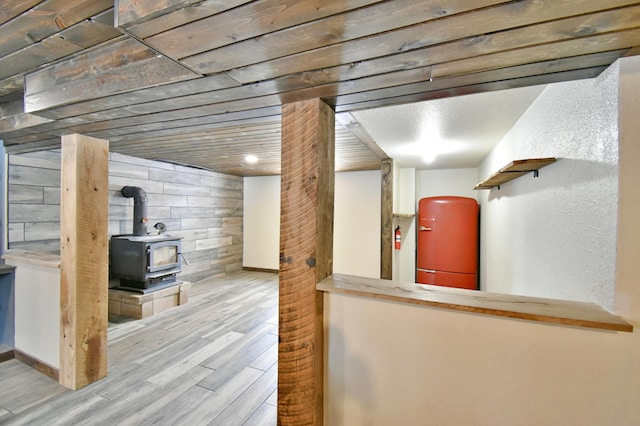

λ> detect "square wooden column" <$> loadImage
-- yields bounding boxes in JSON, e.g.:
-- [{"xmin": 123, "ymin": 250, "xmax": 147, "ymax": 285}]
[
  {"xmin": 59, "ymin": 134, "xmax": 109, "ymax": 390},
  {"xmin": 279, "ymin": 99, "xmax": 334, "ymax": 425}
]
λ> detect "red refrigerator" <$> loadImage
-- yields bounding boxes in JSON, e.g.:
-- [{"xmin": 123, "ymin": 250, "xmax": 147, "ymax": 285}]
[{"xmin": 416, "ymin": 196, "xmax": 478, "ymax": 290}]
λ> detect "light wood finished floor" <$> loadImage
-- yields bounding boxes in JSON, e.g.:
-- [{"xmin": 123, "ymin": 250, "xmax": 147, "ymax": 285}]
[{"xmin": 0, "ymin": 271, "xmax": 279, "ymax": 425}]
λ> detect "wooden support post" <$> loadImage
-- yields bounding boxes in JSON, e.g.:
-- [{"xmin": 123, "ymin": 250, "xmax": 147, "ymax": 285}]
[
  {"xmin": 59, "ymin": 134, "xmax": 109, "ymax": 390},
  {"xmin": 380, "ymin": 158, "xmax": 393, "ymax": 279},
  {"xmin": 279, "ymin": 98, "xmax": 334, "ymax": 425}
]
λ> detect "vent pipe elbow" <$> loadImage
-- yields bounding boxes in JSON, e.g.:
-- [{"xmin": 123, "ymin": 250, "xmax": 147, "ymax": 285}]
[{"xmin": 121, "ymin": 186, "xmax": 148, "ymax": 236}]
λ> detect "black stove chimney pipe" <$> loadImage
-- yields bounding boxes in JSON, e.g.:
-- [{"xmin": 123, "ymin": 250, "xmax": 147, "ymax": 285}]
[{"xmin": 121, "ymin": 186, "xmax": 148, "ymax": 236}]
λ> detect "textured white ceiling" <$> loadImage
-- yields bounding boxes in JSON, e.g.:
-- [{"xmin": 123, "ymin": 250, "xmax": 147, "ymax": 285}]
[{"xmin": 352, "ymin": 85, "xmax": 547, "ymax": 170}]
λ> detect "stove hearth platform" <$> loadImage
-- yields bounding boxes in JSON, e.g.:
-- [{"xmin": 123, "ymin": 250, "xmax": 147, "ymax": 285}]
[{"xmin": 108, "ymin": 281, "xmax": 190, "ymax": 319}]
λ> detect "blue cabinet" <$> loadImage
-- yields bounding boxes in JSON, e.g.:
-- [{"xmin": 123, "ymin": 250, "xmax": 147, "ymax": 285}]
[{"xmin": 0, "ymin": 264, "xmax": 16, "ymax": 348}]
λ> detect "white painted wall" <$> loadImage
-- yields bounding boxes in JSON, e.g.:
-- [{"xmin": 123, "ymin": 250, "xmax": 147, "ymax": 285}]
[
  {"xmin": 415, "ymin": 167, "xmax": 479, "ymax": 201},
  {"xmin": 324, "ymin": 56, "xmax": 640, "ymax": 426},
  {"xmin": 243, "ymin": 171, "xmax": 381, "ymax": 278},
  {"xmin": 478, "ymin": 63, "xmax": 619, "ymax": 310},
  {"xmin": 243, "ymin": 176, "xmax": 281, "ymax": 270},
  {"xmin": 393, "ymin": 167, "xmax": 415, "ymax": 215},
  {"xmin": 11, "ymin": 260, "xmax": 60, "ymax": 368},
  {"xmin": 334, "ymin": 170, "xmax": 380, "ymax": 278},
  {"xmin": 392, "ymin": 166, "xmax": 415, "ymax": 282},
  {"xmin": 324, "ymin": 290, "xmax": 638, "ymax": 426}
]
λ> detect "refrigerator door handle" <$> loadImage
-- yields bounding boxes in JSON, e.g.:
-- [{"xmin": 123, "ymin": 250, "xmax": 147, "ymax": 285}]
[
  {"xmin": 419, "ymin": 226, "xmax": 432, "ymax": 231},
  {"xmin": 417, "ymin": 268, "xmax": 436, "ymax": 273}
]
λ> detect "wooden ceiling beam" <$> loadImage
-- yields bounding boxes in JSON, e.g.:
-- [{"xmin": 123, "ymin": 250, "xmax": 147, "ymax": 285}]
[
  {"xmin": 2, "ymin": 106, "xmax": 284, "ymax": 146},
  {"xmin": 336, "ymin": 113, "xmax": 389, "ymax": 160},
  {"xmin": 14, "ymin": 65, "xmax": 431, "ymax": 138},
  {"xmin": 432, "ymin": 28, "xmax": 640, "ymax": 79},
  {"xmin": 24, "ymin": 37, "xmax": 201, "ymax": 113},
  {"xmin": 4, "ymin": 138, "xmax": 61, "ymax": 154},
  {"xmin": 0, "ymin": 76, "xmax": 24, "ymax": 101},
  {"xmin": 24, "ymin": 2, "xmax": 639, "ymax": 126},
  {"xmin": 333, "ymin": 50, "xmax": 625, "ymax": 108},
  {"xmin": 35, "ymin": 72, "xmax": 241, "ymax": 120},
  {"xmin": 4, "ymin": 46, "xmax": 622, "ymax": 147},
  {"xmin": 0, "ymin": 98, "xmax": 53, "ymax": 134},
  {"xmin": 337, "ymin": 67, "xmax": 606, "ymax": 113}
]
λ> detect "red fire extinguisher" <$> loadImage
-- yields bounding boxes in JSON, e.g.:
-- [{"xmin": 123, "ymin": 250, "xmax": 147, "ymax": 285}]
[{"xmin": 395, "ymin": 226, "xmax": 401, "ymax": 250}]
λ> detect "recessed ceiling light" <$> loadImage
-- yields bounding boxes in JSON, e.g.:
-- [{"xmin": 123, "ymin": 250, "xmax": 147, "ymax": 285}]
[{"xmin": 245, "ymin": 154, "xmax": 258, "ymax": 164}]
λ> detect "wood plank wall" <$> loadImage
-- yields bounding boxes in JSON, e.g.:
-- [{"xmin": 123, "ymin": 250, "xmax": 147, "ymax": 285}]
[{"xmin": 7, "ymin": 150, "xmax": 243, "ymax": 283}]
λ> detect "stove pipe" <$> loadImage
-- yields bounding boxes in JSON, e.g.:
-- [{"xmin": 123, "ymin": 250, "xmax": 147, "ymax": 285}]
[{"xmin": 121, "ymin": 186, "xmax": 148, "ymax": 236}]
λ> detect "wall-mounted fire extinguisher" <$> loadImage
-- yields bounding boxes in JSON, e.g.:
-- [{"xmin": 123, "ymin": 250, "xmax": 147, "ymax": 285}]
[{"xmin": 394, "ymin": 226, "xmax": 401, "ymax": 250}]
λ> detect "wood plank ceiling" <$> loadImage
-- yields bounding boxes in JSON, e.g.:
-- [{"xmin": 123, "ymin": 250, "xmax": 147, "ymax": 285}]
[{"xmin": 0, "ymin": 0, "xmax": 639, "ymax": 176}]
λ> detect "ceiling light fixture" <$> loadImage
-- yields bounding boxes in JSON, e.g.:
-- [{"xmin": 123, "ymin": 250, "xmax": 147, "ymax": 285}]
[
  {"xmin": 245, "ymin": 154, "xmax": 258, "ymax": 164},
  {"xmin": 422, "ymin": 154, "xmax": 436, "ymax": 163}
]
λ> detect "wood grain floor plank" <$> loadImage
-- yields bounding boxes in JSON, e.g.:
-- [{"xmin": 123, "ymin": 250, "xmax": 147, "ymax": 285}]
[
  {"xmin": 69, "ymin": 381, "xmax": 160, "ymax": 426},
  {"xmin": 137, "ymin": 384, "xmax": 213, "ymax": 426},
  {"xmin": 7, "ymin": 392, "xmax": 107, "ymax": 426},
  {"xmin": 179, "ymin": 367, "xmax": 264, "ymax": 425},
  {"xmin": 0, "ymin": 358, "xmax": 31, "ymax": 382},
  {"xmin": 90, "ymin": 360, "xmax": 164, "ymax": 401},
  {"xmin": 146, "ymin": 331, "xmax": 244, "ymax": 386},
  {"xmin": 107, "ymin": 319, "xmax": 147, "ymax": 343},
  {"xmin": 208, "ymin": 363, "xmax": 278, "ymax": 426},
  {"xmin": 266, "ymin": 389, "xmax": 277, "ymax": 406},
  {"xmin": 0, "ymin": 360, "xmax": 67, "ymax": 414},
  {"xmin": 0, "ymin": 271, "xmax": 278, "ymax": 425},
  {"xmin": 125, "ymin": 319, "xmax": 229, "ymax": 367},
  {"xmin": 199, "ymin": 332, "xmax": 277, "ymax": 391},
  {"xmin": 202, "ymin": 323, "xmax": 275, "ymax": 370},
  {"xmin": 244, "ymin": 403, "xmax": 278, "ymax": 426},
  {"xmin": 113, "ymin": 365, "xmax": 214, "ymax": 426},
  {"xmin": 250, "ymin": 342, "xmax": 278, "ymax": 371}
]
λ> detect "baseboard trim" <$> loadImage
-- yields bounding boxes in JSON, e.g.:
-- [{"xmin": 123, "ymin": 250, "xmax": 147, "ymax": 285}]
[
  {"xmin": 0, "ymin": 347, "xmax": 14, "ymax": 363},
  {"xmin": 243, "ymin": 266, "xmax": 278, "ymax": 273},
  {"xmin": 14, "ymin": 349, "xmax": 59, "ymax": 382}
]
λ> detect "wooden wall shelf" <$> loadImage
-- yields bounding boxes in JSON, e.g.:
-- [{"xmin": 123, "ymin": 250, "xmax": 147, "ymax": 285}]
[{"xmin": 474, "ymin": 158, "xmax": 557, "ymax": 190}]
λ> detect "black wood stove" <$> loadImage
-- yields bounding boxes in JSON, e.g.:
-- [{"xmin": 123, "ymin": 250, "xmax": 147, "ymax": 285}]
[{"xmin": 110, "ymin": 186, "xmax": 183, "ymax": 291}]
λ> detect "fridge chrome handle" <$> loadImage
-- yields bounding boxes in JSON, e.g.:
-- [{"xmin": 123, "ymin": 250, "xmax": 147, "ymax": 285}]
[
  {"xmin": 419, "ymin": 226, "xmax": 432, "ymax": 231},
  {"xmin": 417, "ymin": 268, "xmax": 436, "ymax": 273}
]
